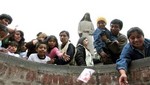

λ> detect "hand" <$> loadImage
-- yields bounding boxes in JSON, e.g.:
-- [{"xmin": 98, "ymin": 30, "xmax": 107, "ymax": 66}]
[
  {"xmin": 101, "ymin": 35, "xmax": 108, "ymax": 41},
  {"xmin": 99, "ymin": 51, "xmax": 109, "ymax": 62},
  {"xmin": 0, "ymin": 48, "xmax": 8, "ymax": 53},
  {"xmin": 62, "ymin": 52, "xmax": 70, "ymax": 61},
  {"xmin": 32, "ymin": 39, "xmax": 38, "ymax": 45},
  {"xmin": 119, "ymin": 70, "xmax": 129, "ymax": 85},
  {"xmin": 8, "ymin": 27, "xmax": 16, "ymax": 33},
  {"xmin": 113, "ymin": 40, "xmax": 119, "ymax": 44},
  {"xmin": 119, "ymin": 74, "xmax": 128, "ymax": 85},
  {"xmin": 99, "ymin": 51, "xmax": 108, "ymax": 58},
  {"xmin": 47, "ymin": 59, "xmax": 55, "ymax": 64}
]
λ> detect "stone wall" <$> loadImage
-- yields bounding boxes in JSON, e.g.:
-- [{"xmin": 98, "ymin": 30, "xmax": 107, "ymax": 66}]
[{"xmin": 0, "ymin": 53, "xmax": 150, "ymax": 85}]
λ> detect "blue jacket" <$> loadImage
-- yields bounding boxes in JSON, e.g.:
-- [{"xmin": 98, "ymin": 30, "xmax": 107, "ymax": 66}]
[
  {"xmin": 116, "ymin": 38, "xmax": 150, "ymax": 71},
  {"xmin": 93, "ymin": 27, "xmax": 111, "ymax": 53}
]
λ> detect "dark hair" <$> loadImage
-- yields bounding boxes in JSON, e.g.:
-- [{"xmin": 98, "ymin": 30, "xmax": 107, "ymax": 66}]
[
  {"xmin": 59, "ymin": 30, "xmax": 70, "ymax": 38},
  {"xmin": 46, "ymin": 35, "xmax": 59, "ymax": 52},
  {"xmin": 8, "ymin": 41, "xmax": 18, "ymax": 47},
  {"xmin": 36, "ymin": 32, "xmax": 42, "ymax": 37},
  {"xmin": 77, "ymin": 37, "xmax": 87, "ymax": 46},
  {"xmin": 127, "ymin": 27, "xmax": 144, "ymax": 38},
  {"xmin": 0, "ymin": 14, "xmax": 13, "ymax": 24},
  {"xmin": 17, "ymin": 30, "xmax": 24, "ymax": 41},
  {"xmin": 35, "ymin": 41, "xmax": 47, "ymax": 49},
  {"xmin": 110, "ymin": 19, "xmax": 123, "ymax": 30}
]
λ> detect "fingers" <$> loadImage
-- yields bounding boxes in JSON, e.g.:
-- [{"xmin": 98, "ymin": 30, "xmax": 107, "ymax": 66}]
[
  {"xmin": 119, "ymin": 75, "xmax": 129, "ymax": 85},
  {"xmin": 64, "ymin": 56, "xmax": 70, "ymax": 61}
]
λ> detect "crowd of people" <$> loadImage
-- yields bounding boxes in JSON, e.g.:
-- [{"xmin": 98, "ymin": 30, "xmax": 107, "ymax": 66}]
[{"xmin": 0, "ymin": 13, "xmax": 150, "ymax": 85}]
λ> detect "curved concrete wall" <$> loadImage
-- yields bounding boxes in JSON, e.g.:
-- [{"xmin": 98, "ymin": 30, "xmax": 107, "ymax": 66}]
[{"xmin": 0, "ymin": 53, "xmax": 150, "ymax": 85}]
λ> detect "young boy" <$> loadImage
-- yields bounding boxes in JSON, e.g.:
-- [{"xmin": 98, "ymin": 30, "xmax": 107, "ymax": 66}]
[
  {"xmin": 0, "ymin": 41, "xmax": 20, "ymax": 58},
  {"xmin": 28, "ymin": 42, "xmax": 51, "ymax": 64}
]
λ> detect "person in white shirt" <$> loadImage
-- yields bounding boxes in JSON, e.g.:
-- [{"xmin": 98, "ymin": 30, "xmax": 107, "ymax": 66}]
[
  {"xmin": 0, "ymin": 41, "xmax": 20, "ymax": 58},
  {"xmin": 28, "ymin": 42, "xmax": 51, "ymax": 64}
]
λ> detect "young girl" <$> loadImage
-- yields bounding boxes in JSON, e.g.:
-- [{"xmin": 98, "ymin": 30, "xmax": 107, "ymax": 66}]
[
  {"xmin": 75, "ymin": 37, "xmax": 94, "ymax": 66},
  {"xmin": 28, "ymin": 42, "xmax": 51, "ymax": 64},
  {"xmin": 46, "ymin": 35, "xmax": 69, "ymax": 63},
  {"xmin": 2, "ymin": 30, "xmax": 25, "ymax": 54}
]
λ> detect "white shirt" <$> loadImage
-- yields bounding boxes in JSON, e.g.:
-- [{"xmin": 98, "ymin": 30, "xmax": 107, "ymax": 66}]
[
  {"xmin": 85, "ymin": 48, "xmax": 94, "ymax": 66},
  {"xmin": 7, "ymin": 51, "xmax": 20, "ymax": 58},
  {"xmin": 28, "ymin": 53, "xmax": 51, "ymax": 64}
]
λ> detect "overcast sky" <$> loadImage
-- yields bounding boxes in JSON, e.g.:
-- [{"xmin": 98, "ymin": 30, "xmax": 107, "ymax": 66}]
[{"xmin": 0, "ymin": 0, "xmax": 150, "ymax": 45}]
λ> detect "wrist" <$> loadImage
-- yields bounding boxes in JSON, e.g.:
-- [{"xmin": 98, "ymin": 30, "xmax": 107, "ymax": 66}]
[{"xmin": 119, "ymin": 69, "xmax": 126, "ymax": 75}]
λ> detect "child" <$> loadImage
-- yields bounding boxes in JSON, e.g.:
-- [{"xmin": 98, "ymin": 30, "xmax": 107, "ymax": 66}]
[
  {"xmin": 93, "ymin": 17, "xmax": 112, "ymax": 64},
  {"xmin": 19, "ymin": 42, "xmax": 27, "ymax": 58},
  {"xmin": 0, "ymin": 41, "xmax": 20, "ymax": 58},
  {"xmin": 26, "ymin": 32, "xmax": 47, "ymax": 57},
  {"xmin": 75, "ymin": 37, "xmax": 94, "ymax": 66},
  {"xmin": 28, "ymin": 42, "xmax": 51, "ymax": 64},
  {"xmin": 46, "ymin": 35, "xmax": 70, "ymax": 63}
]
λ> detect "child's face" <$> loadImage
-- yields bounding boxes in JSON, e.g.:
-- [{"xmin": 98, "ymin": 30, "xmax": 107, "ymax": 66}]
[
  {"xmin": 20, "ymin": 43, "xmax": 27, "ymax": 51},
  {"xmin": 97, "ymin": 21, "xmax": 106, "ymax": 28},
  {"xmin": 37, "ymin": 33, "xmax": 47, "ymax": 42},
  {"xmin": 14, "ymin": 31, "xmax": 22, "ymax": 42},
  {"xmin": 7, "ymin": 45, "xmax": 17, "ymax": 53},
  {"xmin": 36, "ymin": 44, "xmax": 47, "ymax": 57},
  {"xmin": 48, "ymin": 39, "xmax": 56, "ymax": 48},
  {"xmin": 83, "ymin": 38, "xmax": 89, "ymax": 47},
  {"xmin": 128, "ymin": 31, "xmax": 144, "ymax": 49}
]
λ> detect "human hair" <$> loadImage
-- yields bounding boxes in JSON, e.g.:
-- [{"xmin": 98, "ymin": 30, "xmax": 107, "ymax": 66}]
[
  {"xmin": 36, "ymin": 32, "xmax": 42, "ymax": 37},
  {"xmin": 46, "ymin": 35, "xmax": 59, "ymax": 47},
  {"xmin": 0, "ymin": 14, "xmax": 13, "ymax": 24},
  {"xmin": 36, "ymin": 32, "xmax": 47, "ymax": 41},
  {"xmin": 110, "ymin": 19, "xmax": 123, "ymax": 30},
  {"xmin": 77, "ymin": 37, "xmax": 87, "ymax": 46},
  {"xmin": 9, "ymin": 30, "xmax": 25, "ymax": 43},
  {"xmin": 46, "ymin": 35, "xmax": 59, "ymax": 52},
  {"xmin": 35, "ymin": 41, "xmax": 47, "ymax": 49},
  {"xmin": 8, "ymin": 41, "xmax": 18, "ymax": 47},
  {"xmin": 59, "ymin": 30, "xmax": 70, "ymax": 38},
  {"xmin": 127, "ymin": 27, "xmax": 144, "ymax": 38},
  {"xmin": 80, "ymin": 12, "xmax": 92, "ymax": 22}
]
